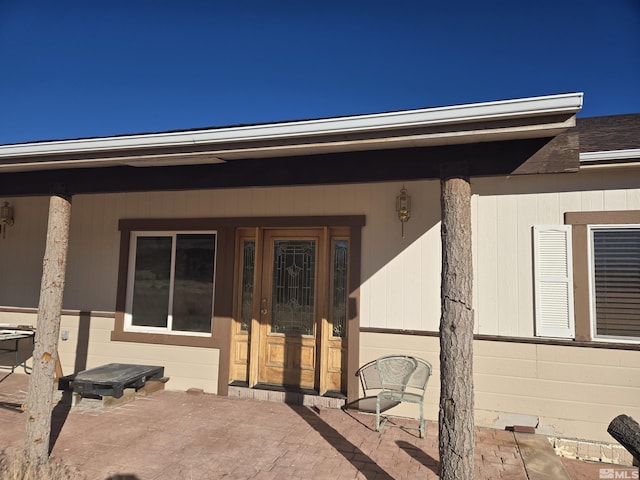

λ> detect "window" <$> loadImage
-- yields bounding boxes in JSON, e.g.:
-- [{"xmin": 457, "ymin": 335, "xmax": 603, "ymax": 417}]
[
  {"xmin": 331, "ymin": 239, "xmax": 349, "ymax": 338},
  {"xmin": 239, "ymin": 239, "xmax": 255, "ymax": 332},
  {"xmin": 589, "ymin": 226, "xmax": 640, "ymax": 340},
  {"xmin": 125, "ymin": 232, "xmax": 217, "ymax": 336}
]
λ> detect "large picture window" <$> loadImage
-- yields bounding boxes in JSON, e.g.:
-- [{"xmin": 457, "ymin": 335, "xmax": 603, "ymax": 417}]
[
  {"xmin": 589, "ymin": 226, "xmax": 640, "ymax": 340},
  {"xmin": 126, "ymin": 232, "xmax": 217, "ymax": 335}
]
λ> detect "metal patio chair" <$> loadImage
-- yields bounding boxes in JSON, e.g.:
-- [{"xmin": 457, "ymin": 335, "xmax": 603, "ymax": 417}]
[{"xmin": 373, "ymin": 355, "xmax": 432, "ymax": 438}]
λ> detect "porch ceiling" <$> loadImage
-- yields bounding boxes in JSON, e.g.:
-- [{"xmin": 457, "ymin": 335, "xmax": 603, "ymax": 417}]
[{"xmin": 0, "ymin": 93, "xmax": 583, "ymax": 195}]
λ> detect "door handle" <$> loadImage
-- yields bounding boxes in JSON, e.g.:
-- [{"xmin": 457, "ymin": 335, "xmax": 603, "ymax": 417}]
[{"xmin": 260, "ymin": 298, "xmax": 268, "ymax": 315}]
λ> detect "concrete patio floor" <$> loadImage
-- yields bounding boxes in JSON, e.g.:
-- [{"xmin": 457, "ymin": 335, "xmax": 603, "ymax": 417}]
[{"xmin": 0, "ymin": 372, "xmax": 635, "ymax": 479}]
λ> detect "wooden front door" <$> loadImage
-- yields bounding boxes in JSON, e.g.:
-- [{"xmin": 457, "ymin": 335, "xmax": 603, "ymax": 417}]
[
  {"xmin": 257, "ymin": 229, "xmax": 322, "ymax": 389},
  {"xmin": 229, "ymin": 226, "xmax": 349, "ymax": 394}
]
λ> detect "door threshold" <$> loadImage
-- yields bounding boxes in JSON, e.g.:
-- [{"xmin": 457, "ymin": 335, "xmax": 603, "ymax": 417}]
[
  {"xmin": 253, "ymin": 383, "xmax": 319, "ymax": 396},
  {"xmin": 228, "ymin": 383, "xmax": 346, "ymax": 409}
]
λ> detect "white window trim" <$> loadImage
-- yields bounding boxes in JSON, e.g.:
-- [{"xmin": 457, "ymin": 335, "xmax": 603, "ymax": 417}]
[
  {"xmin": 124, "ymin": 230, "xmax": 217, "ymax": 337},
  {"xmin": 588, "ymin": 224, "xmax": 640, "ymax": 344}
]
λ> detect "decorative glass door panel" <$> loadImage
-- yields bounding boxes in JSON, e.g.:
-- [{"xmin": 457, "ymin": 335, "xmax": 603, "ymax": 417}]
[{"xmin": 271, "ymin": 240, "xmax": 316, "ymax": 336}]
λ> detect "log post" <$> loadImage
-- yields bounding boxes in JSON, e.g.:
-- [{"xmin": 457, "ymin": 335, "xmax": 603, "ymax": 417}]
[
  {"xmin": 439, "ymin": 161, "xmax": 474, "ymax": 480},
  {"xmin": 608, "ymin": 414, "xmax": 640, "ymax": 463},
  {"xmin": 23, "ymin": 194, "xmax": 72, "ymax": 467}
]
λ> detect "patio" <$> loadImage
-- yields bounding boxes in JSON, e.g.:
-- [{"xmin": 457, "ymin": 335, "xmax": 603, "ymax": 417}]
[{"xmin": 0, "ymin": 372, "xmax": 629, "ymax": 479}]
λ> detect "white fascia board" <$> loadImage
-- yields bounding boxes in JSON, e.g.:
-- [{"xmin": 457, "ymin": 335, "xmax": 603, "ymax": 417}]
[
  {"xmin": 0, "ymin": 93, "xmax": 583, "ymax": 160},
  {"xmin": 580, "ymin": 149, "xmax": 640, "ymax": 163}
]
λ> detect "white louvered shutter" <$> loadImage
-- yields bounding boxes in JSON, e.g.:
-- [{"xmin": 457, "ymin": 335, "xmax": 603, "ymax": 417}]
[{"xmin": 533, "ymin": 225, "xmax": 575, "ymax": 338}]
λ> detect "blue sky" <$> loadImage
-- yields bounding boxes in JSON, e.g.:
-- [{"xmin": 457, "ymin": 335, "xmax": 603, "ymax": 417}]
[{"xmin": 1, "ymin": 0, "xmax": 639, "ymax": 144}]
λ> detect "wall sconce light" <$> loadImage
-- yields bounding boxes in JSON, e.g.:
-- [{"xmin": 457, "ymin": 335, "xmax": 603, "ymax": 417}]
[
  {"xmin": 396, "ymin": 186, "xmax": 411, "ymax": 237},
  {"xmin": 0, "ymin": 201, "xmax": 14, "ymax": 239}
]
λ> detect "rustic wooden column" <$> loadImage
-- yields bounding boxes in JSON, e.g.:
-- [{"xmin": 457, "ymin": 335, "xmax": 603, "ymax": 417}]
[
  {"xmin": 24, "ymin": 194, "xmax": 71, "ymax": 467},
  {"xmin": 439, "ymin": 161, "xmax": 474, "ymax": 480}
]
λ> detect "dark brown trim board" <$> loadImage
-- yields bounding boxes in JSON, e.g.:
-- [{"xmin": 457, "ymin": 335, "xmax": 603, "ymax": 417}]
[
  {"xmin": 360, "ymin": 327, "xmax": 640, "ymax": 351},
  {"xmin": 565, "ymin": 211, "xmax": 640, "ymax": 341},
  {"xmin": 119, "ymin": 216, "xmax": 366, "ymax": 231},
  {"xmin": 0, "ymin": 307, "xmax": 115, "ymax": 318}
]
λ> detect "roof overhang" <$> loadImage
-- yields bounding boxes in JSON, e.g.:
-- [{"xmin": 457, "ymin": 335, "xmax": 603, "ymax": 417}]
[{"xmin": 0, "ymin": 93, "xmax": 583, "ymax": 173}]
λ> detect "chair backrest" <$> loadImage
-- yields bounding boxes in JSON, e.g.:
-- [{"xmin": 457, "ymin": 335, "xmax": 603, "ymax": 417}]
[
  {"xmin": 406, "ymin": 357, "xmax": 432, "ymax": 392},
  {"xmin": 356, "ymin": 360, "xmax": 383, "ymax": 391},
  {"xmin": 356, "ymin": 355, "xmax": 432, "ymax": 397},
  {"xmin": 375, "ymin": 356, "xmax": 418, "ymax": 392}
]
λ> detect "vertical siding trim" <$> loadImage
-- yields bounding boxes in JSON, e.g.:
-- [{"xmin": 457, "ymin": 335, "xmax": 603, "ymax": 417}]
[{"xmin": 571, "ymin": 224, "xmax": 591, "ymax": 341}]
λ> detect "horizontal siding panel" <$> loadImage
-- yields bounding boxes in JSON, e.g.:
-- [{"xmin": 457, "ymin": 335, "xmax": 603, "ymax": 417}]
[
  {"xmin": 536, "ymin": 361, "xmax": 639, "ymax": 388},
  {"xmin": 56, "ymin": 313, "xmax": 221, "ymax": 392},
  {"xmin": 476, "ymin": 381, "xmax": 639, "ymax": 418},
  {"xmin": 475, "ymin": 392, "xmax": 546, "ymax": 419},
  {"xmin": 476, "ymin": 391, "xmax": 635, "ymax": 441},
  {"xmin": 473, "ymin": 356, "xmax": 538, "ymax": 378},
  {"xmin": 59, "ymin": 344, "xmax": 218, "ymax": 367},
  {"xmin": 474, "ymin": 340, "xmax": 537, "ymax": 359},
  {"xmin": 80, "ymin": 341, "xmax": 217, "ymax": 364},
  {"xmin": 77, "ymin": 354, "xmax": 219, "ymax": 373},
  {"xmin": 536, "ymin": 344, "xmax": 640, "ymax": 367},
  {"xmin": 476, "ymin": 373, "xmax": 639, "ymax": 407}
]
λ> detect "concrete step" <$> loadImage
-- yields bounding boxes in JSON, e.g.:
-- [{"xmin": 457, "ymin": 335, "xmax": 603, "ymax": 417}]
[
  {"xmin": 515, "ymin": 432, "xmax": 571, "ymax": 480},
  {"xmin": 228, "ymin": 385, "xmax": 346, "ymax": 409}
]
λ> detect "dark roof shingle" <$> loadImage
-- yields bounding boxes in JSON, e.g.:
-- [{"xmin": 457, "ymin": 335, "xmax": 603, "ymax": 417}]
[{"xmin": 578, "ymin": 114, "xmax": 640, "ymax": 152}]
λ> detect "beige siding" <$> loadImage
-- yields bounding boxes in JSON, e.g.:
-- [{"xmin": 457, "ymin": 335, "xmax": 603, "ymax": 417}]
[
  {"xmin": 515, "ymin": 193, "xmax": 539, "ymax": 335},
  {"xmin": 66, "ymin": 195, "xmax": 122, "ymax": 311},
  {"xmin": 0, "ymin": 310, "xmax": 220, "ymax": 393},
  {"xmin": 361, "ymin": 332, "xmax": 640, "ymax": 443},
  {"xmin": 0, "ymin": 197, "xmax": 49, "ymax": 308},
  {"xmin": 474, "ymin": 193, "xmax": 499, "ymax": 333},
  {"xmin": 1, "ymin": 170, "xmax": 639, "ymax": 444},
  {"xmin": 0, "ymin": 181, "xmax": 442, "ymax": 393},
  {"xmin": 64, "ymin": 315, "xmax": 220, "ymax": 393},
  {"xmin": 359, "ymin": 180, "xmax": 442, "ymax": 331},
  {"xmin": 472, "ymin": 168, "xmax": 640, "ymax": 337},
  {"xmin": 5, "ymin": 171, "xmax": 639, "ymax": 337}
]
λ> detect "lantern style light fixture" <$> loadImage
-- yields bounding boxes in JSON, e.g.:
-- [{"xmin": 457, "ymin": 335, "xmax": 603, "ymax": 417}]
[
  {"xmin": 395, "ymin": 186, "xmax": 411, "ymax": 237},
  {"xmin": 0, "ymin": 201, "xmax": 14, "ymax": 239}
]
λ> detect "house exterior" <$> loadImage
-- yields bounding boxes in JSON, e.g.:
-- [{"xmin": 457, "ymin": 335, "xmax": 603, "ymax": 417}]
[{"xmin": 0, "ymin": 93, "xmax": 638, "ymax": 452}]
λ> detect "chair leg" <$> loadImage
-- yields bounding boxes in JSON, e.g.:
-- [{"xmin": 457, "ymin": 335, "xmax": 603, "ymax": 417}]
[
  {"xmin": 419, "ymin": 401, "xmax": 425, "ymax": 438},
  {"xmin": 376, "ymin": 396, "xmax": 381, "ymax": 432}
]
